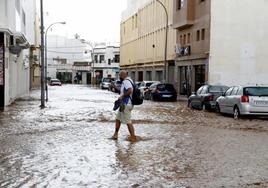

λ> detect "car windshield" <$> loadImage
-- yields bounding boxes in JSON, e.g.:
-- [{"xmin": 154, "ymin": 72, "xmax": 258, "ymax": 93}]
[
  {"xmin": 103, "ymin": 78, "xmax": 111, "ymax": 82},
  {"xmin": 146, "ymin": 83, "xmax": 153, "ymax": 87},
  {"xmin": 51, "ymin": 79, "xmax": 60, "ymax": 82},
  {"xmin": 244, "ymin": 87, "xmax": 268, "ymax": 96},
  {"xmin": 158, "ymin": 84, "xmax": 175, "ymax": 91},
  {"xmin": 209, "ymin": 86, "xmax": 228, "ymax": 93}
]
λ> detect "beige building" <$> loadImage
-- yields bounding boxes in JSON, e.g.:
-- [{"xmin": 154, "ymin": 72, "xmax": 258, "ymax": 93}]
[
  {"xmin": 173, "ymin": 0, "xmax": 210, "ymax": 96},
  {"xmin": 120, "ymin": 0, "xmax": 177, "ymax": 83}
]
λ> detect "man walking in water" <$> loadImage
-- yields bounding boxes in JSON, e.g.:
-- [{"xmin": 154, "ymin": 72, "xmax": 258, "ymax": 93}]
[{"xmin": 112, "ymin": 71, "xmax": 137, "ymax": 142}]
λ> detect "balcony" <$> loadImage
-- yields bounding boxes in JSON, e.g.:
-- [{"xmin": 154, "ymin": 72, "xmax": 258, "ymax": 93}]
[{"xmin": 173, "ymin": 0, "xmax": 195, "ymax": 30}]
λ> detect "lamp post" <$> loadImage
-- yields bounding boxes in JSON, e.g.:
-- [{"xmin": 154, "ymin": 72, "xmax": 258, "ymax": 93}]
[
  {"xmin": 40, "ymin": 0, "xmax": 45, "ymax": 108},
  {"xmin": 45, "ymin": 21, "xmax": 66, "ymax": 102},
  {"xmin": 156, "ymin": 0, "xmax": 168, "ymax": 83}
]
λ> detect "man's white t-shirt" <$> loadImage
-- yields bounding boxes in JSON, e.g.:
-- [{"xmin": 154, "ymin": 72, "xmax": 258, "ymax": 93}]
[{"xmin": 120, "ymin": 77, "xmax": 133, "ymax": 105}]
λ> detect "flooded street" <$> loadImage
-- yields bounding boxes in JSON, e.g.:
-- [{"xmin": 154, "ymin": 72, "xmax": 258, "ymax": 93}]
[{"xmin": 0, "ymin": 85, "xmax": 268, "ymax": 188}]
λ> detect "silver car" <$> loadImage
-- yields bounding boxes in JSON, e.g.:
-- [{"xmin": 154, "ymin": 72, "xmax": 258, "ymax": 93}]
[{"xmin": 216, "ymin": 86, "xmax": 268, "ymax": 119}]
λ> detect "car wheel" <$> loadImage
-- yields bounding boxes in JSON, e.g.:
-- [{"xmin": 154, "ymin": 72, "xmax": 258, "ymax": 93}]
[
  {"xmin": 233, "ymin": 106, "xmax": 240, "ymax": 120},
  {"xmin": 215, "ymin": 103, "xmax": 221, "ymax": 113}
]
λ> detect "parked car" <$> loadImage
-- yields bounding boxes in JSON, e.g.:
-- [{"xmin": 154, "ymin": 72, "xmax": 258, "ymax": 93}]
[
  {"xmin": 216, "ymin": 86, "xmax": 268, "ymax": 119},
  {"xmin": 50, "ymin": 79, "xmax": 62, "ymax": 86},
  {"xmin": 147, "ymin": 83, "xmax": 177, "ymax": 101},
  {"xmin": 139, "ymin": 81, "xmax": 161, "ymax": 98},
  {"xmin": 135, "ymin": 82, "xmax": 142, "ymax": 88},
  {"xmin": 144, "ymin": 83, "xmax": 158, "ymax": 100},
  {"xmin": 100, "ymin": 78, "xmax": 113, "ymax": 90},
  {"xmin": 109, "ymin": 80, "xmax": 122, "ymax": 93},
  {"xmin": 188, "ymin": 85, "xmax": 229, "ymax": 111}
]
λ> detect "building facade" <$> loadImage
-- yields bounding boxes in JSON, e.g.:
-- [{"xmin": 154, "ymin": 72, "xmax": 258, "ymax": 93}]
[
  {"xmin": 209, "ymin": 0, "xmax": 268, "ymax": 86},
  {"xmin": 92, "ymin": 44, "xmax": 120, "ymax": 84},
  {"xmin": 120, "ymin": 0, "xmax": 177, "ymax": 84},
  {"xmin": 0, "ymin": 0, "xmax": 38, "ymax": 108},
  {"xmin": 173, "ymin": 0, "xmax": 268, "ymax": 93},
  {"xmin": 47, "ymin": 35, "xmax": 91, "ymax": 84},
  {"xmin": 173, "ymin": 0, "xmax": 210, "ymax": 96}
]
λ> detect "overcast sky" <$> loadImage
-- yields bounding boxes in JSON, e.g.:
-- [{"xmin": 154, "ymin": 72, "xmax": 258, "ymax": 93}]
[{"xmin": 44, "ymin": 0, "xmax": 127, "ymax": 44}]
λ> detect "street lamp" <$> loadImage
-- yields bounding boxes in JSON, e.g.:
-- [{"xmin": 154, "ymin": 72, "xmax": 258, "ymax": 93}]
[
  {"xmin": 45, "ymin": 21, "xmax": 66, "ymax": 102},
  {"xmin": 156, "ymin": 0, "xmax": 168, "ymax": 83},
  {"xmin": 40, "ymin": 0, "xmax": 45, "ymax": 108}
]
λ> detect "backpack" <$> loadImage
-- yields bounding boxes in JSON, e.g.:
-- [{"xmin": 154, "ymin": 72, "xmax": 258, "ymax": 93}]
[{"xmin": 126, "ymin": 79, "xmax": 143, "ymax": 105}]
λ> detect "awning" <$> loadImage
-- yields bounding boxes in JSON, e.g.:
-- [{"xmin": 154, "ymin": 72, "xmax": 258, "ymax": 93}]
[{"xmin": 0, "ymin": 28, "xmax": 13, "ymax": 35}]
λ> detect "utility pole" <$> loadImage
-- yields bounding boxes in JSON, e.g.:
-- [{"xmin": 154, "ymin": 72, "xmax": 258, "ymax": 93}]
[
  {"xmin": 40, "ymin": 0, "xmax": 45, "ymax": 108},
  {"xmin": 156, "ymin": 0, "xmax": 168, "ymax": 83}
]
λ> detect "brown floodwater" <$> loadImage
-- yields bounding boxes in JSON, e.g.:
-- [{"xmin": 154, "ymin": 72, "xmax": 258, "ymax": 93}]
[{"xmin": 0, "ymin": 85, "xmax": 267, "ymax": 188}]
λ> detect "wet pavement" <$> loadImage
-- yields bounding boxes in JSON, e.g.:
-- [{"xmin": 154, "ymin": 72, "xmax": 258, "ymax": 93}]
[{"xmin": 0, "ymin": 85, "xmax": 268, "ymax": 188}]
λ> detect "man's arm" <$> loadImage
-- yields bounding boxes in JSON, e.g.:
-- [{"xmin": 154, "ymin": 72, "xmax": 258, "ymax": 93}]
[{"xmin": 119, "ymin": 88, "xmax": 133, "ymax": 100}]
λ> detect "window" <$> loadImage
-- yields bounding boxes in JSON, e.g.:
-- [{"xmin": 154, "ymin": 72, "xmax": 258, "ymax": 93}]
[
  {"xmin": 225, "ymin": 88, "xmax": 234, "ymax": 96},
  {"xmin": 177, "ymin": 0, "xmax": 184, "ymax": 10},
  {"xmin": 196, "ymin": 30, "xmax": 200, "ymax": 41},
  {"xmin": 114, "ymin": 55, "xmax": 120, "ymax": 63},
  {"xmin": 187, "ymin": 33, "xmax": 191, "ymax": 44},
  {"xmin": 94, "ymin": 55, "xmax": 98, "ymax": 63},
  {"xmin": 231, "ymin": 87, "xmax": 239, "ymax": 96},
  {"xmin": 156, "ymin": 71, "xmax": 163, "ymax": 81},
  {"xmin": 197, "ymin": 87, "xmax": 203, "ymax": 95},
  {"xmin": 146, "ymin": 71, "xmax": 152, "ymax": 81},
  {"xmin": 180, "ymin": 35, "xmax": 183, "ymax": 45},
  {"xmin": 201, "ymin": 29, "xmax": 205, "ymax": 40},
  {"xmin": 108, "ymin": 59, "xmax": 111, "ymax": 65},
  {"xmin": 201, "ymin": 86, "xmax": 208, "ymax": 94},
  {"xmin": 99, "ymin": 55, "xmax": 105, "ymax": 63},
  {"xmin": 183, "ymin": 34, "xmax": 186, "ymax": 45}
]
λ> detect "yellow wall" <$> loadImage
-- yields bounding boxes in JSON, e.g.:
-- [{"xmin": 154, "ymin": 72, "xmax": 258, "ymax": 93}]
[{"xmin": 120, "ymin": 0, "xmax": 176, "ymax": 67}]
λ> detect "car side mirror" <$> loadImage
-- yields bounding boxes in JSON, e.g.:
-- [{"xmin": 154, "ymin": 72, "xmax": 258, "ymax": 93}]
[
  {"xmin": 222, "ymin": 93, "xmax": 226, "ymax": 96},
  {"xmin": 192, "ymin": 92, "xmax": 196, "ymax": 95}
]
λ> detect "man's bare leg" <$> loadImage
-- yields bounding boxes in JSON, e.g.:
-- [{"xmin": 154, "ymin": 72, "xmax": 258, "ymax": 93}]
[
  {"xmin": 112, "ymin": 119, "xmax": 121, "ymax": 139},
  {"xmin": 127, "ymin": 123, "xmax": 137, "ymax": 142}
]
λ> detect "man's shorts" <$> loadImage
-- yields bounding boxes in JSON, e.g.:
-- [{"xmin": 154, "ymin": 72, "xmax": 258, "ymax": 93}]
[{"xmin": 116, "ymin": 105, "xmax": 133, "ymax": 124}]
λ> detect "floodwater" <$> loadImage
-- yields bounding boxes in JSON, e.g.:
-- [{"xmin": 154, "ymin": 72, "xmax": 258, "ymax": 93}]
[{"xmin": 0, "ymin": 85, "xmax": 267, "ymax": 188}]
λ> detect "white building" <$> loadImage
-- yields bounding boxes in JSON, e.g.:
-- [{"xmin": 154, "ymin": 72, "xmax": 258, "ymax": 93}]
[
  {"xmin": 92, "ymin": 44, "xmax": 120, "ymax": 84},
  {"xmin": 209, "ymin": 0, "xmax": 268, "ymax": 86},
  {"xmin": 0, "ymin": 0, "xmax": 38, "ymax": 108},
  {"xmin": 47, "ymin": 35, "xmax": 91, "ymax": 84}
]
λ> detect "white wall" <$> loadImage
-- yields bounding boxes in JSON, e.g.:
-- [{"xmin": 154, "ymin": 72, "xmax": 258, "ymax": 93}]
[
  {"xmin": 209, "ymin": 0, "xmax": 268, "ymax": 86},
  {"xmin": 1, "ymin": 0, "xmax": 36, "ymax": 105}
]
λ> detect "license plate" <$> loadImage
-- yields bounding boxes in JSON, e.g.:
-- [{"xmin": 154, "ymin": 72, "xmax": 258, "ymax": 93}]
[
  {"xmin": 162, "ymin": 95, "xmax": 172, "ymax": 98},
  {"xmin": 254, "ymin": 101, "xmax": 268, "ymax": 106}
]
